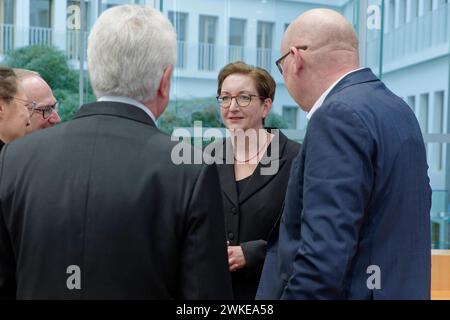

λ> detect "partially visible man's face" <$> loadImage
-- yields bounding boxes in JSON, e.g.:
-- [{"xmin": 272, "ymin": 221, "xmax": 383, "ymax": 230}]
[
  {"xmin": 21, "ymin": 76, "xmax": 61, "ymax": 134},
  {"xmin": 279, "ymin": 39, "xmax": 298, "ymax": 104},
  {"xmin": 280, "ymin": 36, "xmax": 309, "ymax": 111}
]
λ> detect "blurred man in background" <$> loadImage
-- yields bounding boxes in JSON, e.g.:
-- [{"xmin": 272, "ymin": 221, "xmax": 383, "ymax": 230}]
[{"xmin": 14, "ymin": 69, "xmax": 61, "ymax": 133}]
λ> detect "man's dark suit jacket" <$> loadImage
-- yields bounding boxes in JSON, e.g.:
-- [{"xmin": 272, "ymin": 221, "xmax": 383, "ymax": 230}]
[
  {"xmin": 257, "ymin": 68, "xmax": 431, "ymax": 300},
  {"xmin": 0, "ymin": 102, "xmax": 233, "ymax": 299},
  {"xmin": 211, "ymin": 130, "xmax": 300, "ymax": 299}
]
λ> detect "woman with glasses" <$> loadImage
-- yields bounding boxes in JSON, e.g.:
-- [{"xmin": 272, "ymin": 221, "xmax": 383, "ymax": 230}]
[
  {"xmin": 0, "ymin": 67, "xmax": 32, "ymax": 151},
  {"xmin": 210, "ymin": 61, "xmax": 301, "ymax": 299}
]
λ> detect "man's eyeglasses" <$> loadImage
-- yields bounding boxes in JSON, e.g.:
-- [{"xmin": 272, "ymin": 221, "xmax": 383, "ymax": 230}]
[
  {"xmin": 216, "ymin": 94, "xmax": 266, "ymax": 108},
  {"xmin": 2, "ymin": 96, "xmax": 36, "ymax": 115},
  {"xmin": 275, "ymin": 45, "xmax": 308, "ymax": 75},
  {"xmin": 32, "ymin": 101, "xmax": 59, "ymax": 119}
]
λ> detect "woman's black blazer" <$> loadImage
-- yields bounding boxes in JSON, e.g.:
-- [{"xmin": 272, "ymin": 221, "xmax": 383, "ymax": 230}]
[{"xmin": 210, "ymin": 129, "xmax": 301, "ymax": 299}]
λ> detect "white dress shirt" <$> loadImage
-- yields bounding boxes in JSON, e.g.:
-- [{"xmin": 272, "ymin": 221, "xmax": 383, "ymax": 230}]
[
  {"xmin": 307, "ymin": 68, "xmax": 364, "ymax": 121},
  {"xmin": 97, "ymin": 96, "xmax": 156, "ymax": 124}
]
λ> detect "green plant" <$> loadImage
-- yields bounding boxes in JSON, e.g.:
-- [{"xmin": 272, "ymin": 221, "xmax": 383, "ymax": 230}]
[
  {"xmin": 191, "ymin": 106, "xmax": 223, "ymax": 128},
  {"xmin": 159, "ymin": 97, "xmax": 224, "ymax": 134},
  {"xmin": 265, "ymin": 112, "xmax": 288, "ymax": 129},
  {"xmin": 5, "ymin": 45, "xmax": 78, "ymax": 92},
  {"xmin": 158, "ymin": 110, "xmax": 190, "ymax": 134},
  {"xmin": 52, "ymin": 89, "xmax": 79, "ymax": 121}
]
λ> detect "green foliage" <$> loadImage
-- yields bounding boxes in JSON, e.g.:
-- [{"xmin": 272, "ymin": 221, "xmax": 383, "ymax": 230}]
[
  {"xmin": 5, "ymin": 45, "xmax": 78, "ymax": 92},
  {"xmin": 52, "ymin": 89, "xmax": 79, "ymax": 121},
  {"xmin": 158, "ymin": 110, "xmax": 190, "ymax": 134},
  {"xmin": 167, "ymin": 97, "xmax": 219, "ymax": 119},
  {"xmin": 191, "ymin": 106, "xmax": 223, "ymax": 128},
  {"xmin": 265, "ymin": 112, "xmax": 288, "ymax": 129},
  {"xmin": 159, "ymin": 97, "xmax": 224, "ymax": 134}
]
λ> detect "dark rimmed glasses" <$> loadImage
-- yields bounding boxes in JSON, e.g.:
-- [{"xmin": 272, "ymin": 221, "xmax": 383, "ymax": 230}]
[
  {"xmin": 216, "ymin": 94, "xmax": 266, "ymax": 108},
  {"xmin": 32, "ymin": 101, "xmax": 59, "ymax": 119},
  {"xmin": 275, "ymin": 45, "xmax": 308, "ymax": 75}
]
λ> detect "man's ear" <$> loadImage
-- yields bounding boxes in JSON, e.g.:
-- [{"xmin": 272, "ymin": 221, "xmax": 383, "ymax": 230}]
[
  {"xmin": 0, "ymin": 103, "xmax": 5, "ymax": 120},
  {"xmin": 158, "ymin": 65, "xmax": 173, "ymax": 101},
  {"xmin": 290, "ymin": 46, "xmax": 304, "ymax": 75},
  {"xmin": 152, "ymin": 65, "xmax": 173, "ymax": 119}
]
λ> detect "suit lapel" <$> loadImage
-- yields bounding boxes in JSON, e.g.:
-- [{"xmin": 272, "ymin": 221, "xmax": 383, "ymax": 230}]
[
  {"xmin": 238, "ymin": 130, "xmax": 288, "ymax": 204},
  {"xmin": 216, "ymin": 139, "xmax": 239, "ymax": 207}
]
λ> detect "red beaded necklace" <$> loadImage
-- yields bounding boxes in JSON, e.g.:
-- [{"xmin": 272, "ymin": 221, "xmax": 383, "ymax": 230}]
[{"xmin": 233, "ymin": 132, "xmax": 271, "ymax": 164}]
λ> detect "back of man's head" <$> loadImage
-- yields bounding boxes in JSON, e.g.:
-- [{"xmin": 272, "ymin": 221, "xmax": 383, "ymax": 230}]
[
  {"xmin": 286, "ymin": 9, "xmax": 358, "ymax": 54},
  {"xmin": 13, "ymin": 68, "xmax": 40, "ymax": 81},
  {"xmin": 282, "ymin": 9, "xmax": 359, "ymax": 109},
  {"xmin": 87, "ymin": 5, "xmax": 177, "ymax": 103},
  {"xmin": 287, "ymin": 9, "xmax": 359, "ymax": 70}
]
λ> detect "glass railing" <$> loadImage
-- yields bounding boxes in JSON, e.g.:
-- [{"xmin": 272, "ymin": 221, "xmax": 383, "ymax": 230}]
[
  {"xmin": 256, "ymin": 47, "xmax": 272, "ymax": 73},
  {"xmin": 177, "ymin": 40, "xmax": 186, "ymax": 69},
  {"xmin": 0, "ymin": 24, "xmax": 280, "ymax": 77},
  {"xmin": 29, "ymin": 26, "xmax": 53, "ymax": 47},
  {"xmin": 0, "ymin": 23, "xmax": 14, "ymax": 54},
  {"xmin": 198, "ymin": 42, "xmax": 216, "ymax": 71},
  {"xmin": 66, "ymin": 30, "xmax": 88, "ymax": 61},
  {"xmin": 228, "ymin": 45, "xmax": 244, "ymax": 63},
  {"xmin": 366, "ymin": 3, "xmax": 449, "ymax": 72}
]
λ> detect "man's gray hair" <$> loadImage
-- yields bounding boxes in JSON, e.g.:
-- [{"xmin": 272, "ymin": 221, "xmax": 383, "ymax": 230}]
[{"xmin": 87, "ymin": 5, "xmax": 177, "ymax": 102}]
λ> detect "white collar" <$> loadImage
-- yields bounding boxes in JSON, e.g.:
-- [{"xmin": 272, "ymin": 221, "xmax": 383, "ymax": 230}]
[
  {"xmin": 97, "ymin": 96, "xmax": 156, "ymax": 124},
  {"xmin": 307, "ymin": 68, "xmax": 363, "ymax": 121}
]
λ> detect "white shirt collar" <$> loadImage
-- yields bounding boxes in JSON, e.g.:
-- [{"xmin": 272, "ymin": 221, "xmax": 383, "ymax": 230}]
[
  {"xmin": 307, "ymin": 68, "xmax": 364, "ymax": 121},
  {"xmin": 97, "ymin": 96, "xmax": 156, "ymax": 124}
]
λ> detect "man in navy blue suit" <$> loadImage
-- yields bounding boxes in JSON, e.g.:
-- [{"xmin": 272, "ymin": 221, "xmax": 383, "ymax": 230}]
[{"xmin": 257, "ymin": 8, "xmax": 431, "ymax": 300}]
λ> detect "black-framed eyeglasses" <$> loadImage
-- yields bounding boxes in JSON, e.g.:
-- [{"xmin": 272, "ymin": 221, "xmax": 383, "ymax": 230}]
[
  {"xmin": 275, "ymin": 45, "xmax": 308, "ymax": 75},
  {"xmin": 33, "ymin": 101, "xmax": 59, "ymax": 119},
  {"xmin": 216, "ymin": 94, "xmax": 266, "ymax": 108},
  {"xmin": 2, "ymin": 96, "xmax": 36, "ymax": 115}
]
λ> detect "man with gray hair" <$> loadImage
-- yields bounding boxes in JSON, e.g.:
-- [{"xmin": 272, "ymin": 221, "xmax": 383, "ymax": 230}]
[
  {"xmin": 13, "ymin": 69, "xmax": 61, "ymax": 133},
  {"xmin": 0, "ymin": 5, "xmax": 232, "ymax": 299}
]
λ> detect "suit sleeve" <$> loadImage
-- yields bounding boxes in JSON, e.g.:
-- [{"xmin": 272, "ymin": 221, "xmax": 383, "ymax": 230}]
[
  {"xmin": 241, "ymin": 239, "xmax": 266, "ymax": 276},
  {"xmin": 282, "ymin": 102, "xmax": 373, "ymax": 299},
  {"xmin": 0, "ymin": 146, "xmax": 16, "ymax": 299},
  {"xmin": 179, "ymin": 163, "xmax": 233, "ymax": 299}
]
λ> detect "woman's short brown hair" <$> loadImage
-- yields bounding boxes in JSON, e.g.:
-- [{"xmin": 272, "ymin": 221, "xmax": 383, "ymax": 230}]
[
  {"xmin": 0, "ymin": 66, "xmax": 18, "ymax": 103},
  {"xmin": 217, "ymin": 61, "xmax": 276, "ymax": 102}
]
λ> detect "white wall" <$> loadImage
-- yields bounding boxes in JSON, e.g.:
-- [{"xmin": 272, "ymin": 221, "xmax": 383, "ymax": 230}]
[{"xmin": 165, "ymin": 0, "xmax": 346, "ymax": 121}]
